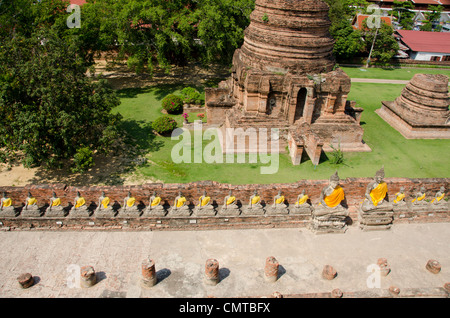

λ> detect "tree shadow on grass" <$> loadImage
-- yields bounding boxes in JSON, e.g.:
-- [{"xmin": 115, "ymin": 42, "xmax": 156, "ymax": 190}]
[
  {"xmin": 116, "ymin": 84, "xmax": 185, "ymax": 101},
  {"xmin": 28, "ymin": 119, "xmax": 164, "ymax": 186},
  {"xmin": 119, "ymin": 119, "xmax": 164, "ymax": 153}
]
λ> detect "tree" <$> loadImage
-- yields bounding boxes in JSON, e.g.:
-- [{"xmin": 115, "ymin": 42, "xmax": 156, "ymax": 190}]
[
  {"xmin": 392, "ymin": 0, "xmax": 415, "ymax": 30},
  {"xmin": 420, "ymin": 5, "xmax": 444, "ymax": 32},
  {"xmin": 332, "ymin": 24, "xmax": 365, "ymax": 60},
  {"xmin": 0, "ymin": 1, "xmax": 122, "ymax": 169},
  {"xmin": 80, "ymin": 0, "xmax": 255, "ymax": 74},
  {"xmin": 324, "ymin": 0, "xmax": 368, "ymax": 61},
  {"xmin": 362, "ymin": 21, "xmax": 399, "ymax": 64}
]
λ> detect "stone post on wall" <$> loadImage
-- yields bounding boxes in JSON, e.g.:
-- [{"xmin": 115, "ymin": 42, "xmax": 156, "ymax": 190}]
[
  {"xmin": 204, "ymin": 259, "xmax": 220, "ymax": 286},
  {"xmin": 141, "ymin": 258, "xmax": 157, "ymax": 288}
]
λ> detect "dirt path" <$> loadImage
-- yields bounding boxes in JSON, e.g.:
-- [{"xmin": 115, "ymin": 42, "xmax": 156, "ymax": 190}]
[
  {"xmin": 351, "ymin": 78, "xmax": 409, "ymax": 84},
  {"xmin": 93, "ymin": 59, "xmax": 229, "ymax": 90}
]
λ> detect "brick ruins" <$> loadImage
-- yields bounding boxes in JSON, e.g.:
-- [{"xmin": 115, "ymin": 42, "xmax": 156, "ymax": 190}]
[
  {"xmin": 377, "ymin": 73, "xmax": 450, "ymax": 139},
  {"xmin": 205, "ymin": 0, "xmax": 370, "ymax": 165},
  {"xmin": 0, "ymin": 178, "xmax": 448, "ymax": 231}
]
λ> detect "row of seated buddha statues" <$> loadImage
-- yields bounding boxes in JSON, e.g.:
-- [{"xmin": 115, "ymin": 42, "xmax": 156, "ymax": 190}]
[
  {"xmin": 0, "ymin": 188, "xmax": 313, "ymax": 218},
  {"xmin": 0, "ymin": 173, "xmax": 447, "ymax": 226}
]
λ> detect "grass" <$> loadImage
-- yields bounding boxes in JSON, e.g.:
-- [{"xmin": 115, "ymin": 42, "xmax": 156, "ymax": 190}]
[
  {"xmin": 340, "ymin": 66, "xmax": 450, "ymax": 81},
  {"xmin": 112, "ymin": 69, "xmax": 450, "ymax": 184}
]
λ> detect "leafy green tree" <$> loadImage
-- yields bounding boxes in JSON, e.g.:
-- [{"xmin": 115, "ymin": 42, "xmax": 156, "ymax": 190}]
[
  {"xmin": 392, "ymin": 0, "xmax": 415, "ymax": 30},
  {"xmin": 80, "ymin": 0, "xmax": 254, "ymax": 73},
  {"xmin": 420, "ymin": 5, "xmax": 444, "ymax": 32},
  {"xmin": 363, "ymin": 21, "xmax": 399, "ymax": 64},
  {"xmin": 324, "ymin": 0, "xmax": 368, "ymax": 61},
  {"xmin": 0, "ymin": 1, "xmax": 122, "ymax": 168},
  {"xmin": 332, "ymin": 24, "xmax": 365, "ymax": 60}
]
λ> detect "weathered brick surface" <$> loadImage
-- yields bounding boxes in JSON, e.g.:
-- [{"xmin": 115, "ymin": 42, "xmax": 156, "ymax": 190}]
[{"xmin": 0, "ymin": 178, "xmax": 448, "ymax": 231}]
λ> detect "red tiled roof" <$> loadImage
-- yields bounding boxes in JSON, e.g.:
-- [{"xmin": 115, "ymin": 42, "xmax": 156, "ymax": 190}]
[
  {"xmin": 397, "ymin": 30, "xmax": 450, "ymax": 54},
  {"xmin": 353, "ymin": 14, "xmax": 392, "ymax": 30},
  {"xmin": 70, "ymin": 0, "xmax": 87, "ymax": 5}
]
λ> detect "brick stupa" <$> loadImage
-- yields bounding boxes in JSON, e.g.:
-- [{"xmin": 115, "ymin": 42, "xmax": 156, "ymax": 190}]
[
  {"xmin": 205, "ymin": 0, "xmax": 370, "ymax": 165},
  {"xmin": 377, "ymin": 73, "xmax": 450, "ymax": 139}
]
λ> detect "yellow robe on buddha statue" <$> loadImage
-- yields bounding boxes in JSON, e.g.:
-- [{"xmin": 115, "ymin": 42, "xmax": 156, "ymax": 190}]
[
  {"xmin": 323, "ymin": 186, "xmax": 345, "ymax": 208},
  {"xmin": 151, "ymin": 197, "xmax": 161, "ymax": 207},
  {"xmin": 370, "ymin": 182, "xmax": 387, "ymax": 206},
  {"xmin": 297, "ymin": 195, "xmax": 309, "ymax": 205},
  {"xmin": 27, "ymin": 198, "xmax": 37, "ymax": 206},
  {"xmin": 199, "ymin": 196, "xmax": 210, "ymax": 207},
  {"xmin": 126, "ymin": 197, "xmax": 136, "ymax": 207},
  {"xmin": 412, "ymin": 193, "xmax": 425, "ymax": 203},
  {"xmin": 176, "ymin": 197, "xmax": 186, "ymax": 208},
  {"xmin": 226, "ymin": 196, "xmax": 236, "ymax": 205},
  {"xmin": 2, "ymin": 198, "xmax": 12, "ymax": 208},
  {"xmin": 75, "ymin": 197, "xmax": 86, "ymax": 208},
  {"xmin": 393, "ymin": 193, "xmax": 405, "ymax": 204},
  {"xmin": 102, "ymin": 197, "xmax": 110, "ymax": 209},
  {"xmin": 431, "ymin": 193, "xmax": 445, "ymax": 203},
  {"xmin": 51, "ymin": 198, "xmax": 61, "ymax": 207},
  {"xmin": 275, "ymin": 196, "xmax": 285, "ymax": 204},
  {"xmin": 251, "ymin": 196, "xmax": 260, "ymax": 205}
]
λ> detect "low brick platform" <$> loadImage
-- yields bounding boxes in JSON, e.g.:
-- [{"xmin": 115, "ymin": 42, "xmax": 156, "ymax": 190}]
[{"xmin": 0, "ymin": 178, "xmax": 449, "ymax": 231}]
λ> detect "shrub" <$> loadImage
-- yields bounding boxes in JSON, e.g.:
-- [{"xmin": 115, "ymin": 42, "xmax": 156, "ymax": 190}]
[
  {"xmin": 127, "ymin": 55, "xmax": 145, "ymax": 74},
  {"xmin": 152, "ymin": 116, "xmax": 177, "ymax": 135},
  {"xmin": 329, "ymin": 143, "xmax": 345, "ymax": 165},
  {"xmin": 181, "ymin": 87, "xmax": 204, "ymax": 105},
  {"xmin": 161, "ymin": 94, "xmax": 183, "ymax": 114},
  {"xmin": 72, "ymin": 147, "xmax": 94, "ymax": 173}
]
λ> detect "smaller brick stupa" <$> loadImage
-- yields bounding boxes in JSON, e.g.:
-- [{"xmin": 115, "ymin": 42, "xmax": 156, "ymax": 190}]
[{"xmin": 377, "ymin": 73, "xmax": 450, "ymax": 139}]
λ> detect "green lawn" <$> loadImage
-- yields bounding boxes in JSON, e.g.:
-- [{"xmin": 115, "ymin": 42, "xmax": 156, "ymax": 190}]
[
  {"xmin": 112, "ymin": 69, "xmax": 450, "ymax": 184},
  {"xmin": 341, "ymin": 66, "xmax": 450, "ymax": 81}
]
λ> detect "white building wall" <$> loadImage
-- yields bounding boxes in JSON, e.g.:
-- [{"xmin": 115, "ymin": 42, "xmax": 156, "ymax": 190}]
[{"xmin": 410, "ymin": 51, "xmax": 450, "ymax": 61}]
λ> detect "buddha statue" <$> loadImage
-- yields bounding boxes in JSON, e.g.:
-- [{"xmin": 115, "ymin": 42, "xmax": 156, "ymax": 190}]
[
  {"xmin": 118, "ymin": 191, "xmax": 141, "ymax": 217},
  {"xmin": 267, "ymin": 190, "xmax": 288, "ymax": 215},
  {"xmin": 412, "ymin": 187, "xmax": 427, "ymax": 205},
  {"xmin": 45, "ymin": 192, "xmax": 65, "ymax": 217},
  {"xmin": 392, "ymin": 186, "xmax": 408, "ymax": 213},
  {"xmin": 21, "ymin": 192, "xmax": 41, "ymax": 217},
  {"xmin": 361, "ymin": 167, "xmax": 393, "ymax": 212},
  {"xmin": 143, "ymin": 191, "xmax": 166, "ymax": 217},
  {"xmin": 311, "ymin": 171, "xmax": 349, "ymax": 233},
  {"xmin": 0, "ymin": 192, "xmax": 16, "ymax": 217},
  {"xmin": 243, "ymin": 190, "xmax": 265, "ymax": 215},
  {"xmin": 69, "ymin": 191, "xmax": 90, "ymax": 217},
  {"xmin": 393, "ymin": 187, "xmax": 406, "ymax": 205},
  {"xmin": 431, "ymin": 187, "xmax": 446, "ymax": 205},
  {"xmin": 218, "ymin": 190, "xmax": 240, "ymax": 216},
  {"xmin": 169, "ymin": 191, "xmax": 191, "ymax": 216},
  {"xmin": 292, "ymin": 190, "xmax": 312, "ymax": 215},
  {"xmin": 94, "ymin": 191, "xmax": 115, "ymax": 218},
  {"xmin": 193, "ymin": 191, "xmax": 216, "ymax": 216},
  {"xmin": 430, "ymin": 186, "xmax": 447, "ymax": 211},
  {"xmin": 359, "ymin": 167, "xmax": 394, "ymax": 230}
]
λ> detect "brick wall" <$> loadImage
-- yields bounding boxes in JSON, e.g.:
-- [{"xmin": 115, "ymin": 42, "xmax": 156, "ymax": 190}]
[{"xmin": 0, "ymin": 178, "xmax": 448, "ymax": 231}]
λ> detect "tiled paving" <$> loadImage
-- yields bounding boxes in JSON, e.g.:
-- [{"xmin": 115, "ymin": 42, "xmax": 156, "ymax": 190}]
[{"xmin": 0, "ymin": 223, "xmax": 449, "ymax": 298}]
